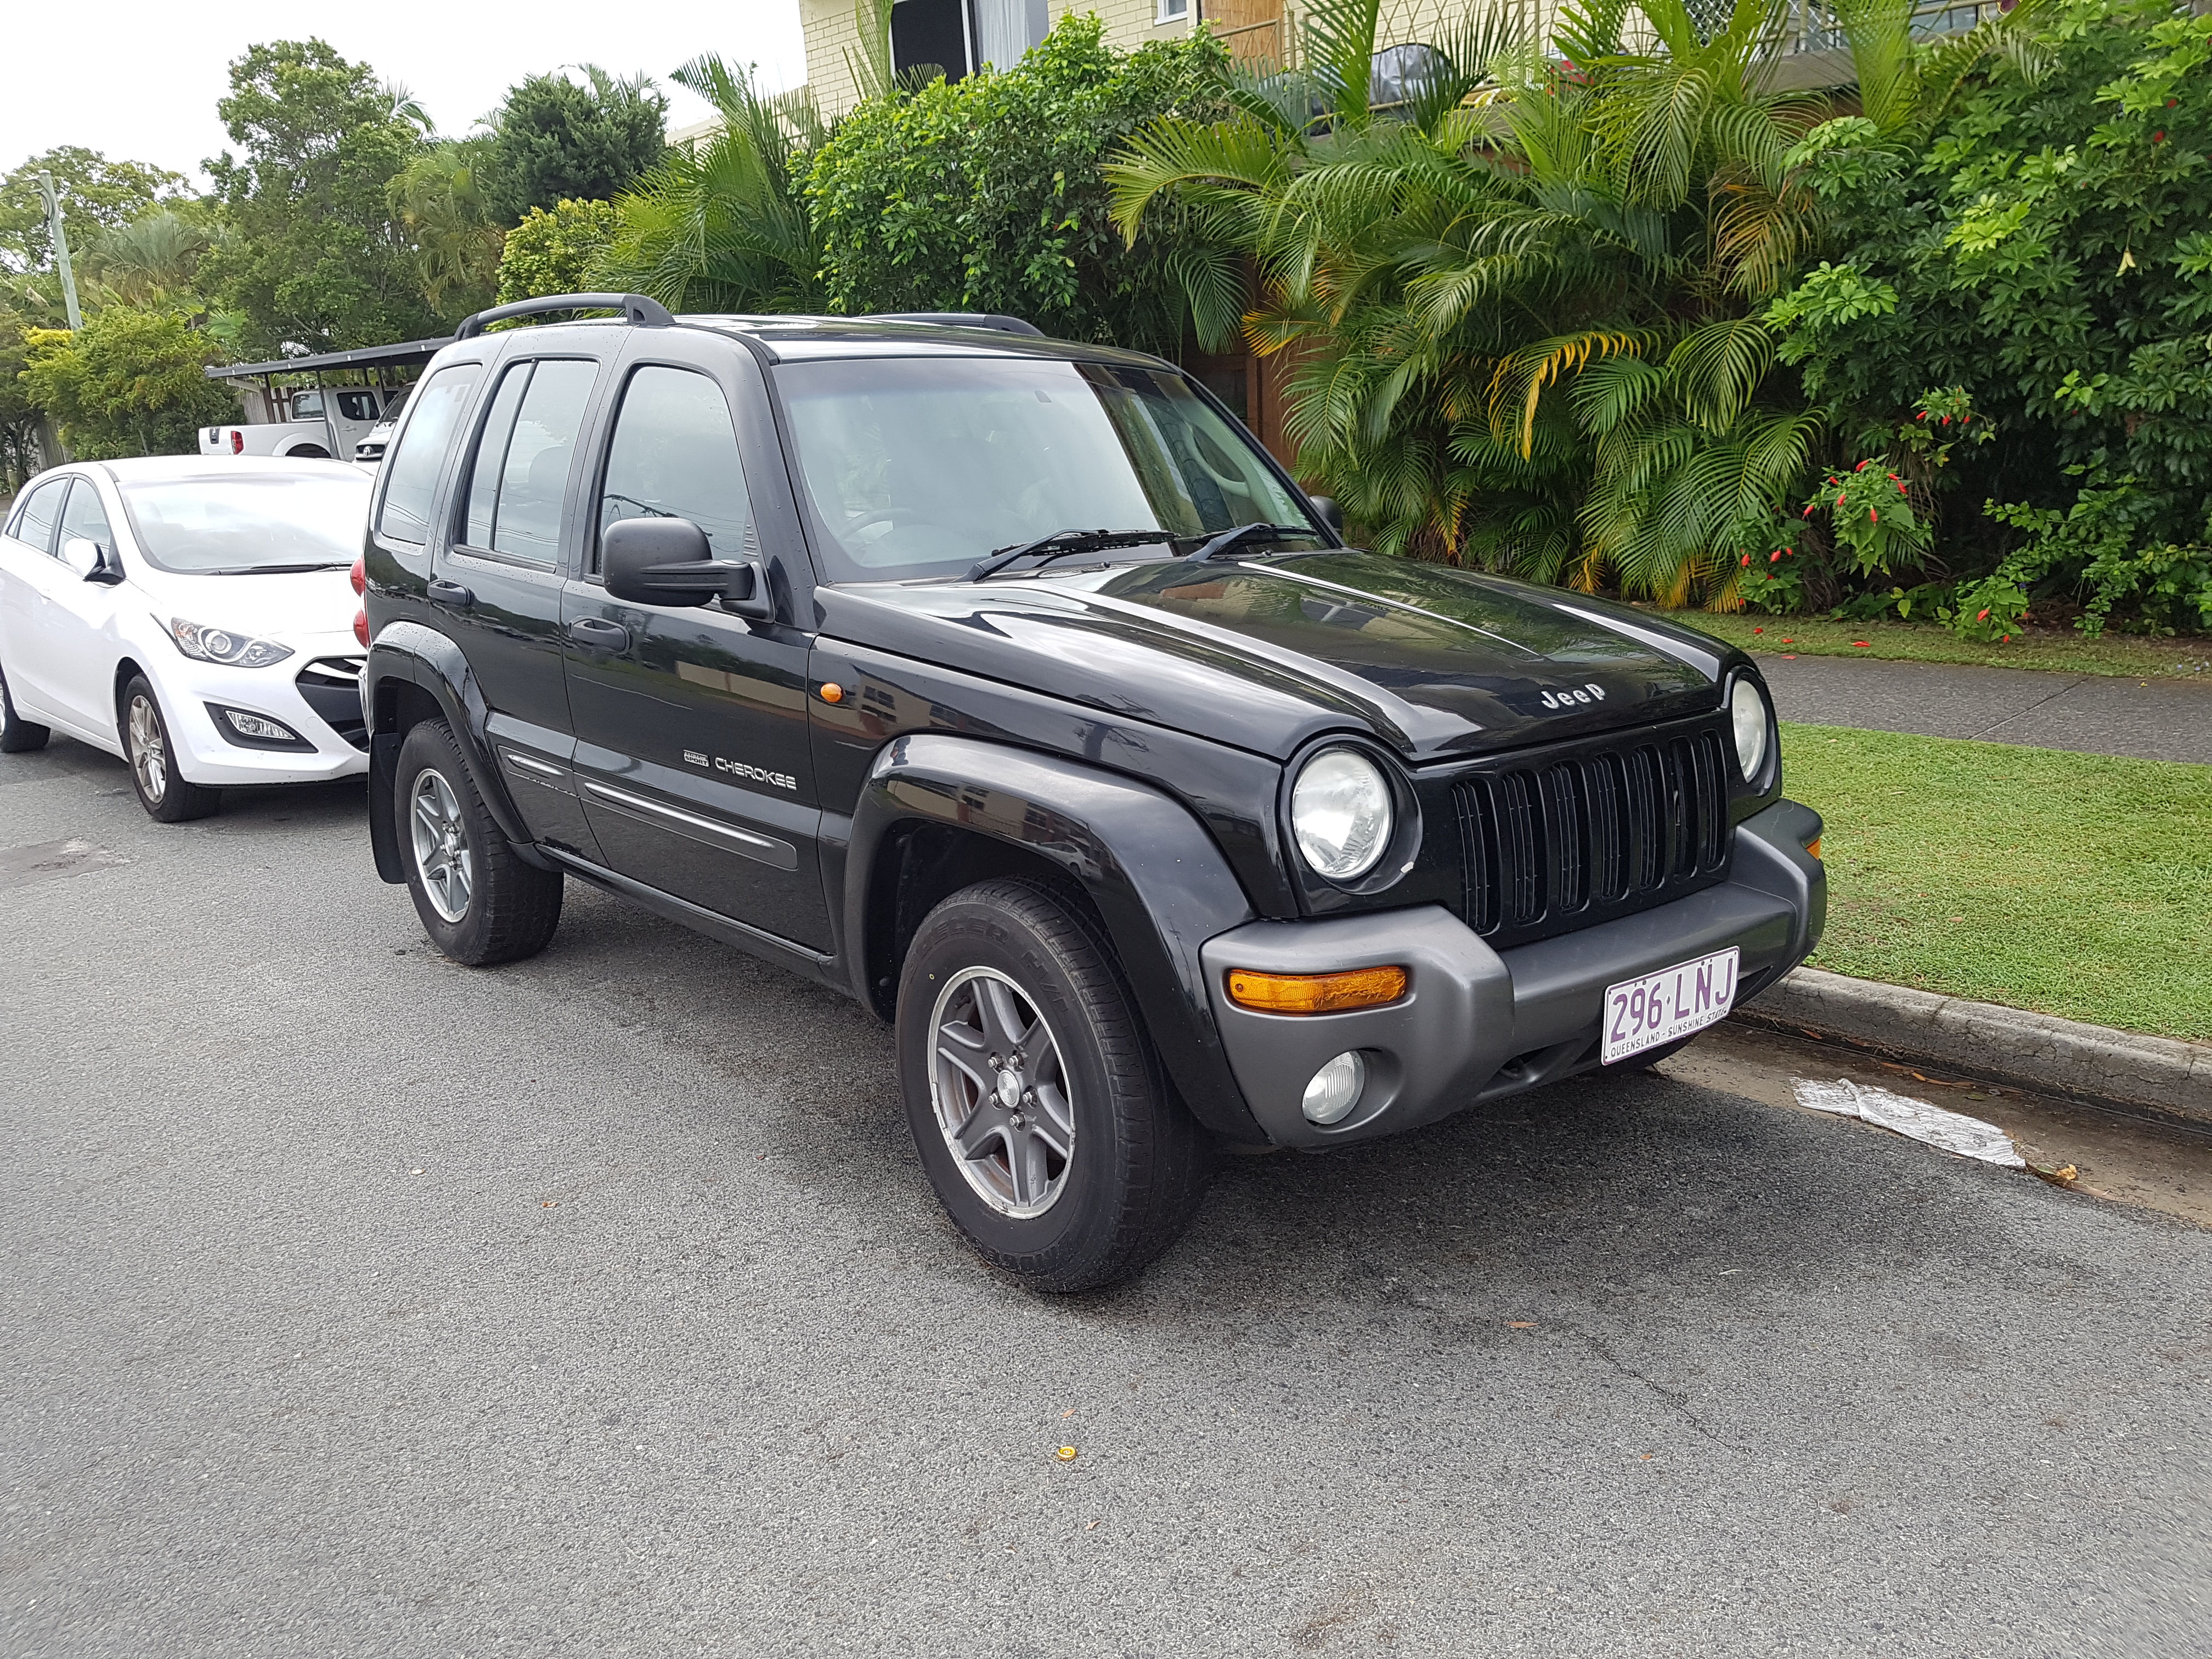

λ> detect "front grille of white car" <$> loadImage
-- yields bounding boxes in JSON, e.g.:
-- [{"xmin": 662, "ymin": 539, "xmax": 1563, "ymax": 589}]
[{"xmin": 295, "ymin": 657, "xmax": 369, "ymax": 750}]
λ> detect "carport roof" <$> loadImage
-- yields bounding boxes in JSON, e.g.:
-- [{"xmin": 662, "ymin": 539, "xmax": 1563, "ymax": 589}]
[{"xmin": 205, "ymin": 335, "xmax": 454, "ymax": 381}]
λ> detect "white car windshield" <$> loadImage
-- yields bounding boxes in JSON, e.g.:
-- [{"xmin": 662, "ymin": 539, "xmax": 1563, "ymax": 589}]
[
  {"xmin": 776, "ymin": 357, "xmax": 1321, "ymax": 584},
  {"xmin": 118, "ymin": 473, "xmax": 371, "ymax": 574}
]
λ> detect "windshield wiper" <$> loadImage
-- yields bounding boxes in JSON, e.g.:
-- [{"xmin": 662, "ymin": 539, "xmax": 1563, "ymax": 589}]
[
  {"xmin": 965, "ymin": 529, "xmax": 1176, "ymax": 583},
  {"xmin": 1190, "ymin": 522, "xmax": 1321, "ymax": 563}
]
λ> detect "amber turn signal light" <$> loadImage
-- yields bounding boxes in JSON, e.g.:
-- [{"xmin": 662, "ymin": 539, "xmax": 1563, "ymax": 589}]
[
  {"xmin": 1804, "ymin": 835, "xmax": 1822, "ymax": 860},
  {"xmin": 1225, "ymin": 964, "xmax": 1408, "ymax": 1015},
  {"xmin": 818, "ymin": 682, "xmax": 845, "ymax": 704}
]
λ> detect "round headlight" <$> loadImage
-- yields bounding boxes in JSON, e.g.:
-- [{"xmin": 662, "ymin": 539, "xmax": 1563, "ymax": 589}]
[
  {"xmin": 1291, "ymin": 747, "xmax": 1393, "ymax": 881},
  {"xmin": 1730, "ymin": 678, "xmax": 1770, "ymax": 780}
]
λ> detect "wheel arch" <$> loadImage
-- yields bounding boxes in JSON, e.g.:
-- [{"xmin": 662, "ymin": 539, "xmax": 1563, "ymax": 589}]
[
  {"xmin": 363, "ymin": 621, "xmax": 543, "ymax": 883},
  {"xmin": 846, "ymin": 733, "xmax": 1266, "ymax": 1142}
]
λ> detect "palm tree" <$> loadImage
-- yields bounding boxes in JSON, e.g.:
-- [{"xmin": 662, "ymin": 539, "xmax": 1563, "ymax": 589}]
[
  {"xmin": 1107, "ymin": 0, "xmax": 2034, "ymax": 602},
  {"xmin": 585, "ymin": 56, "xmax": 827, "ymax": 314},
  {"xmin": 83, "ymin": 210, "xmax": 230, "ymax": 311},
  {"xmin": 387, "ymin": 142, "xmax": 506, "ymax": 319}
]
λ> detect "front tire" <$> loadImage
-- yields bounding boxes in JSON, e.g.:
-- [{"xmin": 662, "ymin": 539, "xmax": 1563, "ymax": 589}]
[
  {"xmin": 395, "ymin": 719, "xmax": 562, "ymax": 964},
  {"xmin": 896, "ymin": 878, "xmax": 1213, "ymax": 1293},
  {"xmin": 0, "ymin": 656, "xmax": 49, "ymax": 753},
  {"xmin": 121, "ymin": 676, "xmax": 219, "ymax": 822}
]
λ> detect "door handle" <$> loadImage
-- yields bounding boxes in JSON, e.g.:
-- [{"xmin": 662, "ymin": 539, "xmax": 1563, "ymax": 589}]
[
  {"xmin": 427, "ymin": 578, "xmax": 473, "ymax": 608},
  {"xmin": 567, "ymin": 617, "xmax": 630, "ymax": 653}
]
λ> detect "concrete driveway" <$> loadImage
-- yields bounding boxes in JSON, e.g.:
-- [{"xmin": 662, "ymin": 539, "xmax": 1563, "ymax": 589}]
[{"xmin": 4, "ymin": 741, "xmax": 2208, "ymax": 1657}]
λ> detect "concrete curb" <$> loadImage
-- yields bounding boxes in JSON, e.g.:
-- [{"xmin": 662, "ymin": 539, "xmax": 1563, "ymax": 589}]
[{"xmin": 1731, "ymin": 967, "xmax": 2212, "ymax": 1132}]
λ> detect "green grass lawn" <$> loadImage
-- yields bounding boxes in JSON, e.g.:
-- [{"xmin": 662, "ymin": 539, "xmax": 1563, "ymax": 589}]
[
  {"xmin": 1680, "ymin": 611, "xmax": 2212, "ymax": 680},
  {"xmin": 1779, "ymin": 723, "xmax": 2212, "ymax": 1041}
]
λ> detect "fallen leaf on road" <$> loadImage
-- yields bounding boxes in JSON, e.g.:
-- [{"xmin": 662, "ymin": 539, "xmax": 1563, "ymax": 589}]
[
  {"xmin": 2031, "ymin": 1163, "xmax": 2079, "ymax": 1188},
  {"xmin": 542, "ymin": 1200, "xmax": 558, "ymax": 1209},
  {"xmin": 1061, "ymin": 1409, "xmax": 1076, "ymax": 1418},
  {"xmin": 1508, "ymin": 1321, "xmax": 1536, "ymax": 1329},
  {"xmin": 1056, "ymin": 1446, "xmax": 1078, "ymax": 1462}
]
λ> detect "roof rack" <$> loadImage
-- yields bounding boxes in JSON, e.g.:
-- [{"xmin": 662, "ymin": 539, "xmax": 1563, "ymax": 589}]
[
  {"xmin": 454, "ymin": 292, "xmax": 675, "ymax": 340},
  {"xmin": 865, "ymin": 312, "xmax": 1044, "ymax": 337}
]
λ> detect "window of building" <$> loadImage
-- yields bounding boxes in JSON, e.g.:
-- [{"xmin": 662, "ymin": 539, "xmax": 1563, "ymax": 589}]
[
  {"xmin": 891, "ymin": 0, "xmax": 973, "ymax": 80},
  {"xmin": 1157, "ymin": 0, "xmax": 1190, "ymax": 20}
]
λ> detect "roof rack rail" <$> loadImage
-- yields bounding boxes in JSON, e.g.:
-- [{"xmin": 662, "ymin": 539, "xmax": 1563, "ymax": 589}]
[
  {"xmin": 455, "ymin": 292, "xmax": 675, "ymax": 340},
  {"xmin": 865, "ymin": 311, "xmax": 1044, "ymax": 337}
]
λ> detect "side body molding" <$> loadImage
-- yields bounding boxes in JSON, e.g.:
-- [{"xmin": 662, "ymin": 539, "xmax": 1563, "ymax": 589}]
[
  {"xmin": 845, "ymin": 733, "xmax": 1266, "ymax": 1141},
  {"xmin": 363, "ymin": 619, "xmax": 551, "ymax": 883}
]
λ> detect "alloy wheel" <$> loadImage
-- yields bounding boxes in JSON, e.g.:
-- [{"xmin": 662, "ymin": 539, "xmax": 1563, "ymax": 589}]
[
  {"xmin": 928, "ymin": 966, "xmax": 1076, "ymax": 1218},
  {"xmin": 409, "ymin": 768, "xmax": 473, "ymax": 923},
  {"xmin": 127, "ymin": 694, "xmax": 167, "ymax": 804}
]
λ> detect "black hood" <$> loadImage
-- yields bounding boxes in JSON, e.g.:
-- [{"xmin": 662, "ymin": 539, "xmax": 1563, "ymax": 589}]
[{"xmin": 812, "ymin": 550, "xmax": 1740, "ymax": 762}]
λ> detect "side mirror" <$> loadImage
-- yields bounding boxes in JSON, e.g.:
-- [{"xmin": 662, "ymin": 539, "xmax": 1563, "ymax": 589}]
[
  {"xmin": 62, "ymin": 537, "xmax": 122, "ymax": 584},
  {"xmin": 602, "ymin": 517, "xmax": 766, "ymax": 616},
  {"xmin": 1308, "ymin": 496, "xmax": 1345, "ymax": 538}
]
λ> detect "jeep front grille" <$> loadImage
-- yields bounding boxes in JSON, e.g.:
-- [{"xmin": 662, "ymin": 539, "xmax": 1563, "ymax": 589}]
[{"xmin": 1449, "ymin": 726, "xmax": 1731, "ymax": 947}]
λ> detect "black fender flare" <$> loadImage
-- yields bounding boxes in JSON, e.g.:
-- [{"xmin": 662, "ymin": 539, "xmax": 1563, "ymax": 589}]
[
  {"xmin": 363, "ymin": 620, "xmax": 548, "ymax": 883},
  {"xmin": 847, "ymin": 733, "xmax": 1265, "ymax": 1142}
]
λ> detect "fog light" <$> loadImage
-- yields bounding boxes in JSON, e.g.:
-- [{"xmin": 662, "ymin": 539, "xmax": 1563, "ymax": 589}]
[
  {"xmin": 224, "ymin": 709, "xmax": 298, "ymax": 742},
  {"xmin": 1302, "ymin": 1051, "xmax": 1367, "ymax": 1125}
]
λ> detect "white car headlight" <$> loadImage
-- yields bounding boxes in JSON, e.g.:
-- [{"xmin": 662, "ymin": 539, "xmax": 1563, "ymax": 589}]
[
  {"xmin": 168, "ymin": 618, "xmax": 294, "ymax": 669},
  {"xmin": 1291, "ymin": 747, "xmax": 1393, "ymax": 881},
  {"xmin": 1730, "ymin": 678, "xmax": 1770, "ymax": 780}
]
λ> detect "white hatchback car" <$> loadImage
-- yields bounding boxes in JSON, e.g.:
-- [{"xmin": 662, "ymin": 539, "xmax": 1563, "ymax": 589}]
[{"xmin": 0, "ymin": 456, "xmax": 373, "ymax": 821}]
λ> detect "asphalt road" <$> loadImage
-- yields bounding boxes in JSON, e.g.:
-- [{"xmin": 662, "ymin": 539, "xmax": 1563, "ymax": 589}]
[{"xmin": 5, "ymin": 739, "xmax": 2210, "ymax": 1658}]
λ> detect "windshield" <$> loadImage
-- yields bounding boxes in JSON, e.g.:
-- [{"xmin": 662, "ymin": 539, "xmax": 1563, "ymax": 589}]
[
  {"xmin": 776, "ymin": 357, "xmax": 1320, "ymax": 584},
  {"xmin": 119, "ymin": 473, "xmax": 373, "ymax": 574}
]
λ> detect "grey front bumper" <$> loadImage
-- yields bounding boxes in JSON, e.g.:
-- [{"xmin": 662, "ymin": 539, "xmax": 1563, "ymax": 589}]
[{"xmin": 1201, "ymin": 798, "xmax": 1826, "ymax": 1147}]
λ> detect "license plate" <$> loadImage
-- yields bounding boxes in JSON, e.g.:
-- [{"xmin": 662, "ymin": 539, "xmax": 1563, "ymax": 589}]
[{"xmin": 1601, "ymin": 946, "xmax": 1740, "ymax": 1064}]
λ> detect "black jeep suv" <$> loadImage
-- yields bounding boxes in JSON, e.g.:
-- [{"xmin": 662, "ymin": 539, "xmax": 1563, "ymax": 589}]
[{"xmin": 360, "ymin": 293, "xmax": 1825, "ymax": 1291}]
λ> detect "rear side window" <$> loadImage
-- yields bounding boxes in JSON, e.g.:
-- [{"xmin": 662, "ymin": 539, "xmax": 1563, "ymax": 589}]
[
  {"xmin": 8, "ymin": 476, "xmax": 70, "ymax": 556},
  {"xmin": 58, "ymin": 479, "xmax": 116, "ymax": 555},
  {"xmin": 454, "ymin": 358, "xmax": 596, "ymax": 566},
  {"xmin": 291, "ymin": 391, "xmax": 325, "ymax": 419},
  {"xmin": 376, "ymin": 363, "xmax": 483, "ymax": 545},
  {"xmin": 336, "ymin": 390, "xmax": 379, "ymax": 421},
  {"xmin": 595, "ymin": 366, "xmax": 754, "ymax": 572}
]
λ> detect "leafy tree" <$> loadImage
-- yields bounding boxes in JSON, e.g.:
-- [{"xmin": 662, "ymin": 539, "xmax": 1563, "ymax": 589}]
[
  {"xmin": 81, "ymin": 207, "xmax": 232, "ymax": 312},
  {"xmin": 199, "ymin": 38, "xmax": 439, "ymax": 354},
  {"xmin": 808, "ymin": 14, "xmax": 1233, "ymax": 353},
  {"xmin": 0, "ymin": 308, "xmax": 46, "ymax": 489},
  {"xmin": 1768, "ymin": 0, "xmax": 2212, "ymax": 634},
  {"xmin": 496, "ymin": 198, "xmax": 620, "ymax": 302},
  {"xmin": 1107, "ymin": 0, "xmax": 2033, "ymax": 601},
  {"xmin": 18, "ymin": 309, "xmax": 235, "ymax": 458},
  {"xmin": 0, "ymin": 148, "xmax": 189, "ymax": 275},
  {"xmin": 485, "ymin": 66, "xmax": 668, "ymax": 224},
  {"xmin": 589, "ymin": 58, "xmax": 826, "ymax": 312},
  {"xmin": 388, "ymin": 140, "xmax": 506, "ymax": 320}
]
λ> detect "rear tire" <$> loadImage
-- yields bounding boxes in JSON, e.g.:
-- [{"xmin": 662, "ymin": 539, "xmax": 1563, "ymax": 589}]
[
  {"xmin": 0, "ymin": 656, "xmax": 49, "ymax": 753},
  {"xmin": 896, "ymin": 878, "xmax": 1213, "ymax": 1293},
  {"xmin": 121, "ymin": 675, "xmax": 219, "ymax": 822},
  {"xmin": 395, "ymin": 719, "xmax": 562, "ymax": 965}
]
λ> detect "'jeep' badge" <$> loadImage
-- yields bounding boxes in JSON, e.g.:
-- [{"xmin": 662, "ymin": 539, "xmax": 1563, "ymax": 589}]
[{"xmin": 1537, "ymin": 682, "xmax": 1608, "ymax": 710}]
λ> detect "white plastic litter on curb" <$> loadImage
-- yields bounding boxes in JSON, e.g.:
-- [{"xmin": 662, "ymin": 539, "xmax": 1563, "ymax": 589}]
[{"xmin": 1790, "ymin": 1078, "xmax": 2025, "ymax": 1168}]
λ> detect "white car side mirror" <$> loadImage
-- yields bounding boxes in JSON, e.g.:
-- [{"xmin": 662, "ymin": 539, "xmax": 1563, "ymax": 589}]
[{"xmin": 61, "ymin": 537, "xmax": 122, "ymax": 584}]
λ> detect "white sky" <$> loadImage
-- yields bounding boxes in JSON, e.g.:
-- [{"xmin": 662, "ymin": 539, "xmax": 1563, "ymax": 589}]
[{"xmin": 3, "ymin": 0, "xmax": 810, "ymax": 189}]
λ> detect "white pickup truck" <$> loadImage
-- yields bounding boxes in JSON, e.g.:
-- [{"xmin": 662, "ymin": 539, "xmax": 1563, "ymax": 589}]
[{"xmin": 200, "ymin": 385, "xmax": 407, "ymax": 465}]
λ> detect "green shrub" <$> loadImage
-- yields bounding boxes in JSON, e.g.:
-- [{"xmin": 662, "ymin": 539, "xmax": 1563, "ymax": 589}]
[
  {"xmin": 19, "ymin": 310, "xmax": 235, "ymax": 458},
  {"xmin": 496, "ymin": 198, "xmax": 619, "ymax": 303},
  {"xmin": 808, "ymin": 14, "xmax": 1231, "ymax": 353},
  {"xmin": 1765, "ymin": 0, "xmax": 2212, "ymax": 633}
]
